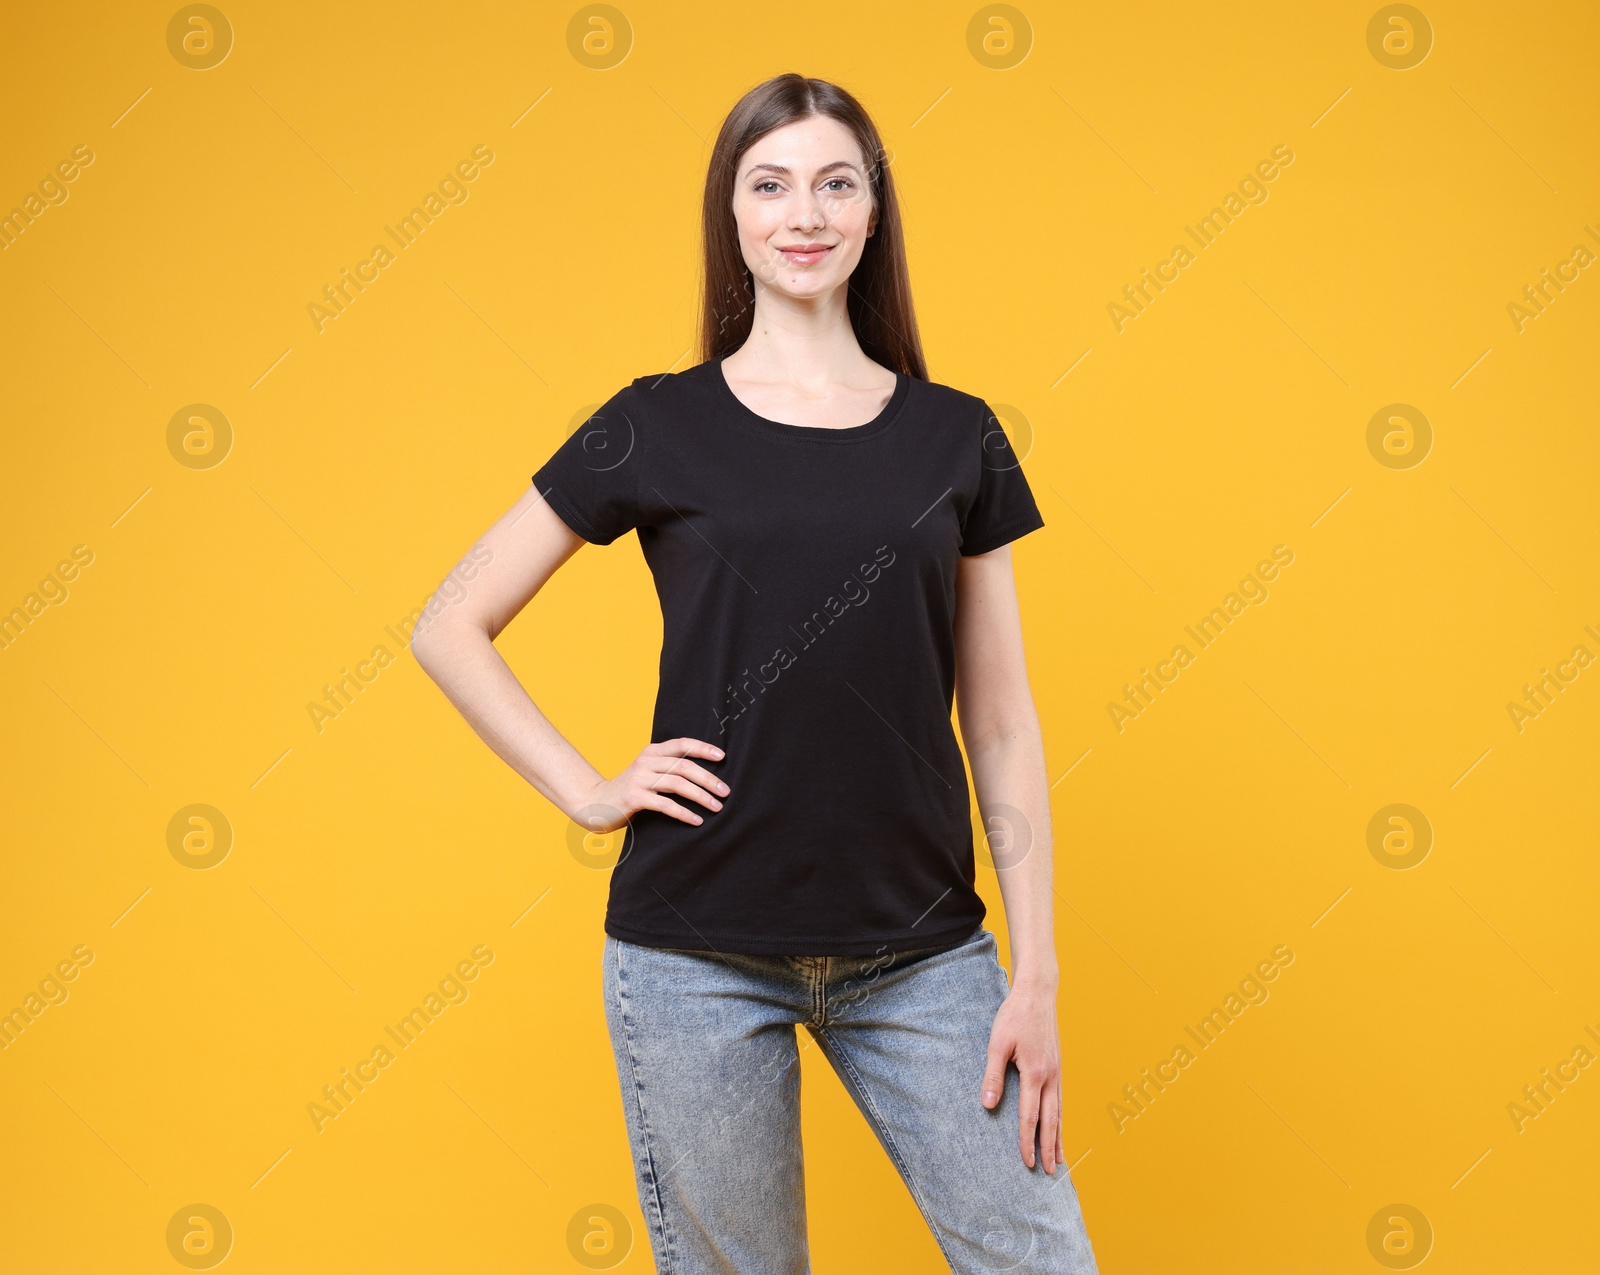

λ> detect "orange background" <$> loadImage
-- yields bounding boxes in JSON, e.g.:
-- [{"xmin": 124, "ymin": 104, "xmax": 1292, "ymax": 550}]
[{"xmin": 2, "ymin": 1, "xmax": 1596, "ymax": 1271}]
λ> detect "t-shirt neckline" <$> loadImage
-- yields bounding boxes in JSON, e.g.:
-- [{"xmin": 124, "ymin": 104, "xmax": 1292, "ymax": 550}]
[{"xmin": 713, "ymin": 355, "xmax": 910, "ymax": 443}]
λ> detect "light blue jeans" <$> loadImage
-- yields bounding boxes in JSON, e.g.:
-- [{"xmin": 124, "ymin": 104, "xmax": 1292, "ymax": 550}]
[{"xmin": 601, "ymin": 925, "xmax": 1099, "ymax": 1274}]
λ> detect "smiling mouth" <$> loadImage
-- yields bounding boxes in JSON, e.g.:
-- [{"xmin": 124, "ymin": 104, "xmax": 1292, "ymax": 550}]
[{"xmin": 779, "ymin": 245, "xmax": 833, "ymax": 263}]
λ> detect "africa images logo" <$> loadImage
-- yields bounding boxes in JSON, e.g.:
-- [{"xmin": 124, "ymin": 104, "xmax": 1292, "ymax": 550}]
[{"xmin": 713, "ymin": 545, "xmax": 897, "ymax": 735}]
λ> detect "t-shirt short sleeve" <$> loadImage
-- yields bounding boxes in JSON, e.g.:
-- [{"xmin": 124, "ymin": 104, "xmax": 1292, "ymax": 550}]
[
  {"xmin": 531, "ymin": 384, "xmax": 645, "ymax": 545},
  {"xmin": 959, "ymin": 402, "xmax": 1046, "ymax": 556}
]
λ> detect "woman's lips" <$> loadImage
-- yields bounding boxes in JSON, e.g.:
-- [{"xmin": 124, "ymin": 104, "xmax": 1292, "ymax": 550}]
[{"xmin": 779, "ymin": 245, "xmax": 833, "ymax": 265}]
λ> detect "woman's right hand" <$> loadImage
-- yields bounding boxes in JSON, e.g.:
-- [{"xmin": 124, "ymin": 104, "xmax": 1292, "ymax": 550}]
[{"xmin": 575, "ymin": 738, "xmax": 730, "ymax": 832}]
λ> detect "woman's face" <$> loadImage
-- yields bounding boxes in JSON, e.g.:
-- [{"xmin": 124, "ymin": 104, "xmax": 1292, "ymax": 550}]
[{"xmin": 730, "ymin": 114, "xmax": 878, "ymax": 304}]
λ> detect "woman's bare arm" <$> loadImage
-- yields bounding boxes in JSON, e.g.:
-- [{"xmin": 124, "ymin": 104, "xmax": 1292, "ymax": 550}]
[
  {"xmin": 409, "ymin": 484, "xmax": 729, "ymax": 832},
  {"xmin": 954, "ymin": 543, "xmax": 1064, "ymax": 1173},
  {"xmin": 954, "ymin": 544, "xmax": 1058, "ymax": 986}
]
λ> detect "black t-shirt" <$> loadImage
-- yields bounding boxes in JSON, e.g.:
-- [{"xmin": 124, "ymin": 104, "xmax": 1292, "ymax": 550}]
[{"xmin": 531, "ymin": 356, "xmax": 1045, "ymax": 956}]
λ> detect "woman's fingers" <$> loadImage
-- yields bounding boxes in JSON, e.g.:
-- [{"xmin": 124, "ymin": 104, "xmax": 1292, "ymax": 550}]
[
  {"xmin": 642, "ymin": 739, "xmax": 730, "ymax": 809},
  {"xmin": 980, "ymin": 1034, "xmax": 1010, "ymax": 1110},
  {"xmin": 1040, "ymin": 1072, "xmax": 1062, "ymax": 1174},
  {"xmin": 636, "ymin": 790, "xmax": 706, "ymax": 826},
  {"xmin": 647, "ymin": 737, "xmax": 725, "ymax": 763},
  {"xmin": 981, "ymin": 996, "xmax": 1065, "ymax": 1173},
  {"xmin": 587, "ymin": 740, "xmax": 730, "ymax": 828},
  {"xmin": 1017, "ymin": 1066, "xmax": 1042, "ymax": 1169},
  {"xmin": 649, "ymin": 755, "xmax": 729, "ymax": 803},
  {"xmin": 647, "ymin": 770, "xmax": 723, "ymax": 813}
]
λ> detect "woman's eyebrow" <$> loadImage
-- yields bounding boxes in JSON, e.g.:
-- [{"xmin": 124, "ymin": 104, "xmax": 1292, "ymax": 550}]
[{"xmin": 743, "ymin": 160, "xmax": 862, "ymax": 180}]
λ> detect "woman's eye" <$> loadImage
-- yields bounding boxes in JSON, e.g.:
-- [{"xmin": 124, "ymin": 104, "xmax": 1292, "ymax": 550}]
[
  {"xmin": 755, "ymin": 180, "xmax": 780, "ymax": 194},
  {"xmin": 824, "ymin": 178, "xmax": 853, "ymax": 193}
]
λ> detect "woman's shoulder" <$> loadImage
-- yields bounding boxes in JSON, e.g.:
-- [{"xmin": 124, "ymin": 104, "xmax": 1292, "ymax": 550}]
[
  {"xmin": 626, "ymin": 361, "xmax": 717, "ymax": 395},
  {"xmin": 922, "ymin": 375, "xmax": 987, "ymax": 409},
  {"xmin": 903, "ymin": 372, "xmax": 996, "ymax": 436},
  {"xmin": 577, "ymin": 366, "xmax": 705, "ymax": 436},
  {"xmin": 601, "ymin": 363, "xmax": 717, "ymax": 422}
]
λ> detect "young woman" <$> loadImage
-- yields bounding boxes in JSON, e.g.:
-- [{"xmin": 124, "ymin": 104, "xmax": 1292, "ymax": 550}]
[{"xmin": 412, "ymin": 73, "xmax": 1098, "ymax": 1275}]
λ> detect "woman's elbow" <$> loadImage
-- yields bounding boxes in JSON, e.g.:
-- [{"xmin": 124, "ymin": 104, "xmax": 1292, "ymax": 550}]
[
  {"xmin": 961, "ymin": 694, "xmax": 1040, "ymax": 756},
  {"xmin": 408, "ymin": 625, "xmax": 438, "ymax": 676},
  {"xmin": 409, "ymin": 613, "xmax": 455, "ymax": 674},
  {"xmin": 411, "ymin": 606, "xmax": 495, "ymax": 674}
]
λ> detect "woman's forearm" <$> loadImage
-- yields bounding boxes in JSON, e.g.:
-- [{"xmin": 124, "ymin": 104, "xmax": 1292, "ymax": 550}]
[
  {"xmin": 412, "ymin": 619, "xmax": 603, "ymax": 820},
  {"xmin": 966, "ymin": 710, "xmax": 1059, "ymax": 990}
]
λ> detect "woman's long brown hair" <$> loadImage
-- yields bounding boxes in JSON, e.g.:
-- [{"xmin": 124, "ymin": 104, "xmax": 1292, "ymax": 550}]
[{"xmin": 697, "ymin": 73, "xmax": 928, "ymax": 381}]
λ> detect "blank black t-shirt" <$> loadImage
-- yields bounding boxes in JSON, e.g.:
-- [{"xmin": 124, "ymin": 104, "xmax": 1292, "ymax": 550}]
[{"xmin": 531, "ymin": 356, "xmax": 1045, "ymax": 956}]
